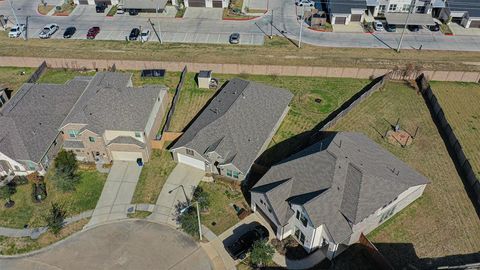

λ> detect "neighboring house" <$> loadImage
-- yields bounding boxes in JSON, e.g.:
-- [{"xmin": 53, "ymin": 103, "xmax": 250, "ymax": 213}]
[
  {"xmin": 60, "ymin": 72, "xmax": 168, "ymax": 163},
  {"xmin": 122, "ymin": 0, "xmax": 168, "ymax": 13},
  {"xmin": 328, "ymin": 0, "xmax": 367, "ymax": 25},
  {"xmin": 170, "ymin": 78, "xmax": 293, "ymax": 181},
  {"xmin": 251, "ymin": 132, "xmax": 429, "ymax": 259},
  {"xmin": 0, "ymin": 78, "xmax": 89, "ymax": 177},
  {"xmin": 176, "ymin": 0, "xmax": 229, "ymax": 9},
  {"xmin": 439, "ymin": 0, "xmax": 480, "ymax": 28}
]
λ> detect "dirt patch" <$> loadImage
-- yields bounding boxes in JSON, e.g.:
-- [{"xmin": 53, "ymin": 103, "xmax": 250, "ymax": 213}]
[{"xmin": 386, "ymin": 130, "xmax": 413, "ymax": 147}]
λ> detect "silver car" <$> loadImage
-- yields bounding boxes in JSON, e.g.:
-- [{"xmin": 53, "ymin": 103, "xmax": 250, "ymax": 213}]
[
  {"xmin": 39, "ymin": 23, "xmax": 59, "ymax": 39},
  {"xmin": 229, "ymin": 33, "xmax": 240, "ymax": 44}
]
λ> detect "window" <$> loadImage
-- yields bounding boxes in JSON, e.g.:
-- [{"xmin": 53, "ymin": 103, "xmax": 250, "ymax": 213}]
[
  {"xmin": 267, "ymin": 206, "xmax": 272, "ymax": 213},
  {"xmin": 379, "ymin": 5, "xmax": 386, "ymax": 13},
  {"xmin": 67, "ymin": 130, "xmax": 78, "ymax": 138},
  {"xmin": 379, "ymin": 205, "xmax": 397, "ymax": 223},
  {"xmin": 296, "ymin": 210, "xmax": 308, "ymax": 227},
  {"xmin": 135, "ymin": 132, "xmax": 141, "ymax": 138},
  {"xmin": 226, "ymin": 169, "xmax": 232, "ymax": 177},
  {"xmin": 186, "ymin": 149, "xmax": 194, "ymax": 156},
  {"xmin": 232, "ymin": 171, "xmax": 239, "ymax": 179},
  {"xmin": 402, "ymin": 4, "xmax": 410, "ymax": 12},
  {"xmin": 388, "ymin": 4, "xmax": 397, "ymax": 12},
  {"xmin": 260, "ymin": 199, "xmax": 264, "ymax": 205},
  {"xmin": 416, "ymin": 6, "xmax": 425, "ymax": 13},
  {"xmin": 294, "ymin": 227, "xmax": 306, "ymax": 245},
  {"xmin": 89, "ymin": 136, "xmax": 95, "ymax": 142}
]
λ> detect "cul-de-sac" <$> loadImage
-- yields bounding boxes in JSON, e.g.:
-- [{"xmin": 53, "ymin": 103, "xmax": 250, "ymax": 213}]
[{"xmin": 0, "ymin": 0, "xmax": 479, "ymax": 269}]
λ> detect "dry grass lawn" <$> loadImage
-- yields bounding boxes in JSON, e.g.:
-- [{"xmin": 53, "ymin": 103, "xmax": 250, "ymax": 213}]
[
  {"xmin": 430, "ymin": 81, "xmax": 480, "ymax": 179},
  {"xmin": 0, "ymin": 67, "xmax": 34, "ymax": 94},
  {"xmin": 330, "ymin": 81, "xmax": 480, "ymax": 268}
]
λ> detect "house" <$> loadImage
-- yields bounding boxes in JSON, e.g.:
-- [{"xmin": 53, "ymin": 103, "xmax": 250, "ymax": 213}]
[
  {"xmin": 170, "ymin": 78, "xmax": 293, "ymax": 181},
  {"xmin": 0, "ymin": 78, "xmax": 89, "ymax": 177},
  {"xmin": 439, "ymin": 0, "xmax": 480, "ymax": 28},
  {"xmin": 367, "ymin": 0, "xmax": 445, "ymax": 17},
  {"xmin": 122, "ymin": 0, "xmax": 168, "ymax": 13},
  {"xmin": 328, "ymin": 0, "xmax": 367, "ymax": 25},
  {"xmin": 175, "ymin": 0, "xmax": 229, "ymax": 9},
  {"xmin": 250, "ymin": 132, "xmax": 428, "ymax": 259},
  {"xmin": 74, "ymin": 0, "xmax": 118, "ymax": 5},
  {"xmin": 60, "ymin": 72, "xmax": 168, "ymax": 163}
]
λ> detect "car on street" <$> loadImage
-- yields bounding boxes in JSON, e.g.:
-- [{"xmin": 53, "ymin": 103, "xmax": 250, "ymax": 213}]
[
  {"xmin": 87, "ymin": 27, "xmax": 101, "ymax": 39},
  {"xmin": 39, "ymin": 23, "xmax": 59, "ymax": 39},
  {"xmin": 140, "ymin": 29, "xmax": 150, "ymax": 42},
  {"xmin": 428, "ymin": 23, "xmax": 440, "ymax": 32},
  {"xmin": 407, "ymin": 25, "xmax": 421, "ymax": 32},
  {"xmin": 129, "ymin": 28, "xmax": 140, "ymax": 41},
  {"xmin": 226, "ymin": 225, "xmax": 269, "ymax": 260},
  {"xmin": 229, "ymin": 33, "xmax": 240, "ymax": 44},
  {"xmin": 63, "ymin": 26, "xmax": 76, "ymax": 38},
  {"xmin": 385, "ymin": 24, "xmax": 396, "ymax": 32},
  {"xmin": 8, "ymin": 24, "xmax": 25, "ymax": 38},
  {"xmin": 117, "ymin": 4, "xmax": 125, "ymax": 14},
  {"xmin": 374, "ymin": 20, "xmax": 384, "ymax": 31},
  {"xmin": 129, "ymin": 9, "xmax": 139, "ymax": 15},
  {"xmin": 295, "ymin": 0, "xmax": 314, "ymax": 6},
  {"xmin": 96, "ymin": 3, "xmax": 107, "ymax": 13}
]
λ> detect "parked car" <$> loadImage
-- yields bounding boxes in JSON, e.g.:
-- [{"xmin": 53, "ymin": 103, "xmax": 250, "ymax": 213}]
[
  {"xmin": 129, "ymin": 28, "xmax": 140, "ymax": 41},
  {"xmin": 87, "ymin": 26, "xmax": 101, "ymax": 39},
  {"xmin": 140, "ymin": 29, "xmax": 150, "ymax": 42},
  {"xmin": 117, "ymin": 4, "xmax": 125, "ymax": 14},
  {"xmin": 229, "ymin": 33, "xmax": 240, "ymax": 44},
  {"xmin": 8, "ymin": 24, "xmax": 25, "ymax": 38},
  {"xmin": 39, "ymin": 23, "xmax": 59, "ymax": 39},
  {"xmin": 128, "ymin": 9, "xmax": 139, "ymax": 15},
  {"xmin": 428, "ymin": 23, "xmax": 440, "ymax": 32},
  {"xmin": 385, "ymin": 24, "xmax": 396, "ymax": 32},
  {"xmin": 295, "ymin": 0, "xmax": 314, "ymax": 7},
  {"xmin": 96, "ymin": 3, "xmax": 107, "ymax": 13},
  {"xmin": 374, "ymin": 20, "xmax": 384, "ymax": 31},
  {"xmin": 63, "ymin": 26, "xmax": 76, "ymax": 38},
  {"xmin": 408, "ymin": 25, "xmax": 421, "ymax": 32},
  {"xmin": 226, "ymin": 225, "xmax": 269, "ymax": 260}
]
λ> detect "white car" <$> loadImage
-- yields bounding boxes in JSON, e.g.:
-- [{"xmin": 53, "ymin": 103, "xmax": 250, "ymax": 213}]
[
  {"xmin": 374, "ymin": 20, "xmax": 384, "ymax": 31},
  {"xmin": 140, "ymin": 29, "xmax": 150, "ymax": 42},
  {"xmin": 295, "ymin": 0, "xmax": 314, "ymax": 7},
  {"xmin": 117, "ymin": 4, "xmax": 124, "ymax": 14},
  {"xmin": 8, "ymin": 24, "xmax": 26, "ymax": 38},
  {"xmin": 39, "ymin": 23, "xmax": 59, "ymax": 39}
]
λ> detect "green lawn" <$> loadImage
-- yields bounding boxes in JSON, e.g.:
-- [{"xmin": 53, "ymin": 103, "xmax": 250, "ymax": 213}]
[
  {"xmin": 0, "ymin": 67, "xmax": 34, "ymax": 94},
  {"xmin": 329, "ymin": 81, "xmax": 480, "ymax": 268},
  {"xmin": 0, "ymin": 169, "xmax": 107, "ymax": 228},
  {"xmin": 132, "ymin": 150, "xmax": 176, "ymax": 204},
  {"xmin": 37, "ymin": 68, "xmax": 96, "ymax": 84}
]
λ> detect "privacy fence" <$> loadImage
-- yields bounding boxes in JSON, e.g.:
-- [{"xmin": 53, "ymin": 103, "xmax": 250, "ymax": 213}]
[
  {"xmin": 26, "ymin": 61, "xmax": 47, "ymax": 83},
  {"xmin": 417, "ymin": 74, "xmax": 480, "ymax": 208}
]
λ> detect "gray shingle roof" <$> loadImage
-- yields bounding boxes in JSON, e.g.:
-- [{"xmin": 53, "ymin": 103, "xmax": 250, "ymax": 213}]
[
  {"xmin": 171, "ymin": 78, "xmax": 293, "ymax": 173},
  {"xmin": 0, "ymin": 79, "xmax": 88, "ymax": 162},
  {"xmin": 330, "ymin": 0, "xmax": 366, "ymax": 14},
  {"xmin": 61, "ymin": 72, "xmax": 167, "ymax": 135},
  {"xmin": 447, "ymin": 0, "xmax": 480, "ymax": 17},
  {"xmin": 63, "ymin": 140, "xmax": 85, "ymax": 149},
  {"xmin": 252, "ymin": 132, "xmax": 429, "ymax": 243},
  {"xmin": 107, "ymin": 136, "xmax": 145, "ymax": 148}
]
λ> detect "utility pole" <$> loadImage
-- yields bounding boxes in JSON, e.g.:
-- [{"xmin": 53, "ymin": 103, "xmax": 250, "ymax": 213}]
[
  {"xmin": 196, "ymin": 201, "xmax": 202, "ymax": 241},
  {"xmin": 396, "ymin": 0, "xmax": 415, "ymax": 52},
  {"xmin": 270, "ymin": 10, "xmax": 273, "ymax": 39},
  {"xmin": 298, "ymin": 5, "xmax": 305, "ymax": 48},
  {"xmin": 6, "ymin": 0, "xmax": 25, "ymax": 40},
  {"xmin": 156, "ymin": 0, "xmax": 163, "ymax": 44}
]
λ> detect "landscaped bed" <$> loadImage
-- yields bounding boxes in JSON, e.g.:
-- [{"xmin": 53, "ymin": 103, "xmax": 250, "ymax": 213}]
[{"xmin": 329, "ymin": 81, "xmax": 480, "ymax": 269}]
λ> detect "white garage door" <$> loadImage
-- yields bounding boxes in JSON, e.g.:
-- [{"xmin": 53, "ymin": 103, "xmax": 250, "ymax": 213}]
[
  {"xmin": 177, "ymin": 154, "xmax": 205, "ymax": 170},
  {"xmin": 111, "ymin": 151, "xmax": 143, "ymax": 161}
]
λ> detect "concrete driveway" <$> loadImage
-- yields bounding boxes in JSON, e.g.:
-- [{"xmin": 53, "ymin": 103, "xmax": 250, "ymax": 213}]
[
  {"xmin": 0, "ymin": 220, "xmax": 212, "ymax": 270},
  {"xmin": 149, "ymin": 164, "xmax": 205, "ymax": 226},
  {"xmin": 184, "ymin": 7, "xmax": 223, "ymax": 20},
  {"xmin": 87, "ymin": 161, "xmax": 142, "ymax": 228}
]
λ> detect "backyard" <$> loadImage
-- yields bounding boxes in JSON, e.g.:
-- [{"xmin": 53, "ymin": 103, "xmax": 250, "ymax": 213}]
[
  {"xmin": 329, "ymin": 81, "xmax": 480, "ymax": 268},
  {"xmin": 430, "ymin": 81, "xmax": 480, "ymax": 179},
  {"xmin": 0, "ymin": 67, "xmax": 34, "ymax": 94}
]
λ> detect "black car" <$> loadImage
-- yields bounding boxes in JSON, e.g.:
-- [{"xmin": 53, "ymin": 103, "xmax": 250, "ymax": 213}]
[
  {"xmin": 407, "ymin": 25, "xmax": 421, "ymax": 32},
  {"xmin": 229, "ymin": 33, "xmax": 240, "ymax": 44},
  {"xmin": 129, "ymin": 28, "xmax": 140, "ymax": 40},
  {"xmin": 385, "ymin": 24, "xmax": 396, "ymax": 32},
  {"xmin": 128, "ymin": 9, "xmax": 139, "ymax": 15},
  {"xmin": 429, "ymin": 23, "xmax": 440, "ymax": 32},
  {"xmin": 95, "ymin": 3, "xmax": 107, "ymax": 13},
  {"xmin": 63, "ymin": 26, "xmax": 76, "ymax": 38},
  {"xmin": 226, "ymin": 225, "xmax": 269, "ymax": 260}
]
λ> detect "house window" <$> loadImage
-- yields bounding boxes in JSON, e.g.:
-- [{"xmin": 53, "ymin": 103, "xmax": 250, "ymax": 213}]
[
  {"xmin": 416, "ymin": 6, "xmax": 425, "ymax": 13},
  {"xmin": 67, "ymin": 130, "xmax": 78, "ymax": 138},
  {"xmin": 379, "ymin": 5, "xmax": 386, "ymax": 13},
  {"xmin": 388, "ymin": 4, "xmax": 397, "ymax": 12},
  {"xmin": 232, "ymin": 171, "xmax": 239, "ymax": 179},
  {"xmin": 135, "ymin": 132, "xmax": 141, "ymax": 138},
  {"xmin": 402, "ymin": 4, "xmax": 410, "ymax": 12},
  {"xmin": 260, "ymin": 199, "xmax": 264, "ymax": 205},
  {"xmin": 296, "ymin": 210, "xmax": 308, "ymax": 227},
  {"xmin": 186, "ymin": 149, "xmax": 194, "ymax": 156},
  {"xmin": 294, "ymin": 227, "xmax": 306, "ymax": 245},
  {"xmin": 226, "ymin": 169, "xmax": 233, "ymax": 177},
  {"xmin": 379, "ymin": 205, "xmax": 397, "ymax": 223},
  {"xmin": 89, "ymin": 136, "xmax": 95, "ymax": 142},
  {"xmin": 267, "ymin": 206, "xmax": 272, "ymax": 213}
]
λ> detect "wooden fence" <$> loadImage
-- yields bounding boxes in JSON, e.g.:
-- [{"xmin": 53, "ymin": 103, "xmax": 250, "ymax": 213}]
[{"xmin": 26, "ymin": 61, "xmax": 47, "ymax": 83}]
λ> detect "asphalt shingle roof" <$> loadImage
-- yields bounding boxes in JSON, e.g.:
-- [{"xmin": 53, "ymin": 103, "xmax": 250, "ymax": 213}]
[
  {"xmin": 448, "ymin": 0, "xmax": 480, "ymax": 17},
  {"xmin": 63, "ymin": 140, "xmax": 85, "ymax": 149},
  {"xmin": 171, "ymin": 78, "xmax": 293, "ymax": 173},
  {"xmin": 108, "ymin": 136, "xmax": 145, "ymax": 148},
  {"xmin": 330, "ymin": 0, "xmax": 366, "ymax": 14},
  {"xmin": 252, "ymin": 132, "xmax": 429, "ymax": 243}
]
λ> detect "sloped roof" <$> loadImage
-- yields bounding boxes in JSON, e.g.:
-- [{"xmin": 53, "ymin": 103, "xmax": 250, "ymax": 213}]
[
  {"xmin": 252, "ymin": 132, "xmax": 429, "ymax": 243},
  {"xmin": 63, "ymin": 140, "xmax": 85, "ymax": 149},
  {"xmin": 107, "ymin": 136, "xmax": 145, "ymax": 148},
  {"xmin": 171, "ymin": 78, "xmax": 293, "ymax": 173},
  {"xmin": 448, "ymin": 0, "xmax": 480, "ymax": 17},
  {"xmin": 329, "ymin": 0, "xmax": 366, "ymax": 14}
]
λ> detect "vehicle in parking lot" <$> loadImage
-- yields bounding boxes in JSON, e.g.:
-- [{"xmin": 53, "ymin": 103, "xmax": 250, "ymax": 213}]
[
  {"xmin": 225, "ymin": 225, "xmax": 269, "ymax": 260},
  {"xmin": 129, "ymin": 9, "xmax": 139, "ymax": 15},
  {"xmin": 295, "ymin": 0, "xmax": 314, "ymax": 6},
  {"xmin": 39, "ymin": 23, "xmax": 59, "ymax": 39},
  {"xmin": 63, "ymin": 26, "xmax": 76, "ymax": 38},
  {"xmin": 140, "ymin": 30, "xmax": 150, "ymax": 42},
  {"xmin": 8, "ymin": 24, "xmax": 25, "ymax": 38},
  {"xmin": 428, "ymin": 23, "xmax": 440, "ymax": 32},
  {"xmin": 386, "ymin": 24, "xmax": 396, "ymax": 32},
  {"xmin": 96, "ymin": 3, "xmax": 107, "ymax": 13},
  {"xmin": 407, "ymin": 25, "xmax": 421, "ymax": 32},
  {"xmin": 374, "ymin": 20, "xmax": 384, "ymax": 31},
  {"xmin": 129, "ymin": 28, "xmax": 140, "ymax": 41},
  {"xmin": 117, "ymin": 4, "xmax": 125, "ymax": 14},
  {"xmin": 87, "ymin": 27, "xmax": 101, "ymax": 39},
  {"xmin": 229, "ymin": 33, "xmax": 240, "ymax": 44}
]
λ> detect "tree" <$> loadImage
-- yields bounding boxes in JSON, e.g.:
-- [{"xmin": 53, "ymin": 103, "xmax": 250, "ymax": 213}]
[
  {"xmin": 0, "ymin": 181, "xmax": 17, "ymax": 208},
  {"xmin": 45, "ymin": 203, "xmax": 67, "ymax": 235},
  {"xmin": 177, "ymin": 205, "xmax": 199, "ymax": 239},
  {"xmin": 192, "ymin": 186, "xmax": 210, "ymax": 211},
  {"xmin": 52, "ymin": 150, "xmax": 79, "ymax": 192},
  {"xmin": 250, "ymin": 240, "xmax": 275, "ymax": 268}
]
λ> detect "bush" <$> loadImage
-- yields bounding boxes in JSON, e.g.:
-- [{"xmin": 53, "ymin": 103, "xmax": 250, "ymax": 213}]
[
  {"xmin": 250, "ymin": 240, "xmax": 275, "ymax": 267},
  {"xmin": 178, "ymin": 206, "xmax": 200, "ymax": 239},
  {"xmin": 52, "ymin": 150, "xmax": 79, "ymax": 192},
  {"xmin": 13, "ymin": 176, "xmax": 28, "ymax": 185},
  {"xmin": 45, "ymin": 203, "xmax": 67, "ymax": 235},
  {"xmin": 193, "ymin": 186, "xmax": 210, "ymax": 211}
]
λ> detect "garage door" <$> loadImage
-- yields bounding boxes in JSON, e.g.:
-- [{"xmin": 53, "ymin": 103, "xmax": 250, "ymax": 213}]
[
  {"xmin": 111, "ymin": 151, "xmax": 143, "ymax": 161},
  {"xmin": 212, "ymin": 0, "xmax": 222, "ymax": 7},
  {"xmin": 470, "ymin": 20, "xmax": 480, "ymax": 28},
  {"xmin": 188, "ymin": 0, "xmax": 205, "ymax": 7},
  {"xmin": 335, "ymin": 17, "xmax": 346, "ymax": 24},
  {"xmin": 178, "ymin": 154, "xmax": 205, "ymax": 170},
  {"xmin": 95, "ymin": 0, "xmax": 112, "ymax": 4},
  {"xmin": 78, "ymin": 0, "xmax": 89, "ymax": 4},
  {"xmin": 351, "ymin": 14, "xmax": 362, "ymax": 22}
]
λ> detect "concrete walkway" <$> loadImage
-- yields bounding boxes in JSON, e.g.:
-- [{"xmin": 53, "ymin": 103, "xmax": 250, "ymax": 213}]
[
  {"xmin": 148, "ymin": 164, "xmax": 205, "ymax": 227},
  {"xmin": 86, "ymin": 161, "xmax": 142, "ymax": 228}
]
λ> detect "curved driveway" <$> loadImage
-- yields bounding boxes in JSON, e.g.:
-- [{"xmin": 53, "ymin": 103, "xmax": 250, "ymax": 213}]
[{"xmin": 0, "ymin": 220, "xmax": 212, "ymax": 270}]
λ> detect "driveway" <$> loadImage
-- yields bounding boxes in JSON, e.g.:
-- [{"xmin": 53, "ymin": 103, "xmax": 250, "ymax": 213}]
[
  {"xmin": 183, "ymin": 7, "xmax": 223, "ymax": 20},
  {"xmin": 148, "ymin": 164, "xmax": 205, "ymax": 226},
  {"xmin": 87, "ymin": 161, "xmax": 142, "ymax": 228},
  {"xmin": 0, "ymin": 220, "xmax": 212, "ymax": 270}
]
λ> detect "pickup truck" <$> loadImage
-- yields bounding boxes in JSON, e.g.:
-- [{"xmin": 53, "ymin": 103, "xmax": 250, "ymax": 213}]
[{"xmin": 9, "ymin": 24, "xmax": 26, "ymax": 38}]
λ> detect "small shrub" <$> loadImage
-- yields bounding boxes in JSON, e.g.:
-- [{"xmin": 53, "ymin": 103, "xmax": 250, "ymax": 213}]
[
  {"xmin": 250, "ymin": 240, "xmax": 275, "ymax": 268},
  {"xmin": 45, "ymin": 203, "xmax": 67, "ymax": 235},
  {"xmin": 178, "ymin": 206, "xmax": 200, "ymax": 239}
]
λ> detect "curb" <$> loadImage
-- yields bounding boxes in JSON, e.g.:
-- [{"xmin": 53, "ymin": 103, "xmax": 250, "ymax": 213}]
[{"xmin": 222, "ymin": 16, "xmax": 259, "ymax": 21}]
